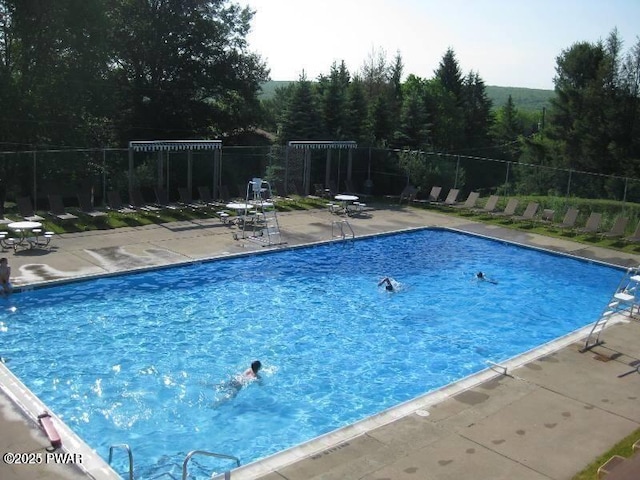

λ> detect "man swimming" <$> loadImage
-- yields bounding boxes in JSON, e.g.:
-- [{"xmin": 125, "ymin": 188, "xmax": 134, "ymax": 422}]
[
  {"xmin": 242, "ymin": 360, "xmax": 262, "ymax": 379},
  {"xmin": 378, "ymin": 277, "xmax": 395, "ymax": 292},
  {"xmin": 214, "ymin": 360, "xmax": 263, "ymax": 404},
  {"xmin": 476, "ymin": 272, "xmax": 498, "ymax": 284}
]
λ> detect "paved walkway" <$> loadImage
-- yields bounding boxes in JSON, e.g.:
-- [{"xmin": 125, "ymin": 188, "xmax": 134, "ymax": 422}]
[{"xmin": 1, "ymin": 204, "xmax": 640, "ymax": 480}]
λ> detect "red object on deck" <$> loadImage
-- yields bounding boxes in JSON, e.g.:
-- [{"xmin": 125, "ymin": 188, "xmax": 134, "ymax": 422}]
[{"xmin": 38, "ymin": 412, "xmax": 62, "ymax": 450}]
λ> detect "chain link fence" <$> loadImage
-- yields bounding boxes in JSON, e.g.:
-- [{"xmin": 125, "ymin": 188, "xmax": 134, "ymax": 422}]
[{"xmin": 2, "ymin": 146, "xmax": 640, "ymax": 211}]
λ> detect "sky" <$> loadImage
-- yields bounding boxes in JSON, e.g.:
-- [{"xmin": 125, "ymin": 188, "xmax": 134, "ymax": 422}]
[{"xmin": 239, "ymin": 0, "xmax": 640, "ymax": 90}]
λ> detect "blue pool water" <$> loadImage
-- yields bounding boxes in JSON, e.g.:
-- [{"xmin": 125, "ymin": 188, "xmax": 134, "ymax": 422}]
[{"xmin": 0, "ymin": 229, "xmax": 622, "ymax": 478}]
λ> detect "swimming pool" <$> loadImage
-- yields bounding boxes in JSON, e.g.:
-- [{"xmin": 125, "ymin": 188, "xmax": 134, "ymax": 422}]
[{"xmin": 0, "ymin": 228, "xmax": 623, "ymax": 478}]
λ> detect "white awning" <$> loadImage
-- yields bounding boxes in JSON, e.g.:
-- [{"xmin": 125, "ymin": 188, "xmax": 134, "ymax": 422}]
[
  {"xmin": 129, "ymin": 140, "xmax": 223, "ymax": 152},
  {"xmin": 287, "ymin": 141, "xmax": 357, "ymax": 150}
]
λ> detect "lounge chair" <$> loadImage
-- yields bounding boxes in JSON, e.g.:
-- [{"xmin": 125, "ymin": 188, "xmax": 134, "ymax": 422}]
[
  {"xmin": 556, "ymin": 207, "xmax": 579, "ymax": 229},
  {"xmin": 453, "ymin": 191, "xmax": 480, "ymax": 210},
  {"xmin": 197, "ymin": 186, "xmax": 220, "ymax": 206},
  {"xmin": 492, "ymin": 198, "xmax": 519, "ymax": 217},
  {"xmin": 512, "ymin": 202, "xmax": 538, "ymax": 222},
  {"xmin": 16, "ymin": 196, "xmax": 44, "ymax": 221},
  {"xmin": 154, "ymin": 187, "xmax": 179, "ymax": 209},
  {"xmin": 311, "ymin": 184, "xmax": 327, "ymax": 198},
  {"xmin": 624, "ymin": 221, "xmax": 640, "ymax": 242},
  {"xmin": 107, "ymin": 191, "xmax": 136, "ymax": 214},
  {"xmin": 48, "ymin": 194, "xmax": 78, "ymax": 221},
  {"xmin": 219, "ymin": 185, "xmax": 232, "ymax": 202},
  {"xmin": 576, "ymin": 212, "xmax": 602, "ymax": 234},
  {"xmin": 538, "ymin": 209, "xmax": 555, "ymax": 223},
  {"xmin": 399, "ymin": 185, "xmax": 418, "ymax": 205},
  {"xmin": 427, "ymin": 186, "xmax": 442, "ymax": 203},
  {"xmin": 472, "ymin": 195, "xmax": 499, "ymax": 214},
  {"xmin": 130, "ymin": 188, "xmax": 160, "ymax": 211},
  {"xmin": 77, "ymin": 193, "xmax": 107, "ymax": 218},
  {"xmin": 344, "ymin": 179, "xmax": 372, "ymax": 200},
  {"xmin": 602, "ymin": 216, "xmax": 629, "ymax": 238},
  {"xmin": 178, "ymin": 187, "xmax": 202, "ymax": 209},
  {"xmin": 442, "ymin": 188, "xmax": 460, "ymax": 206}
]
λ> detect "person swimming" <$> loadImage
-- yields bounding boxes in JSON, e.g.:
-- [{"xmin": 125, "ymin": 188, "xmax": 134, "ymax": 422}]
[
  {"xmin": 378, "ymin": 277, "xmax": 396, "ymax": 292},
  {"xmin": 476, "ymin": 271, "xmax": 498, "ymax": 284},
  {"xmin": 214, "ymin": 360, "xmax": 263, "ymax": 404}
]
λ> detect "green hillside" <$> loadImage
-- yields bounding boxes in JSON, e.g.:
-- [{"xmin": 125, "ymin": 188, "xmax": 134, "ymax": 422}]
[
  {"xmin": 485, "ymin": 85, "xmax": 553, "ymax": 112},
  {"xmin": 259, "ymin": 81, "xmax": 553, "ymax": 112}
]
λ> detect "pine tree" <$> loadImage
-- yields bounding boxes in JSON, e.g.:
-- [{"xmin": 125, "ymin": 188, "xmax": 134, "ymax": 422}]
[{"xmin": 278, "ymin": 72, "xmax": 323, "ymax": 142}]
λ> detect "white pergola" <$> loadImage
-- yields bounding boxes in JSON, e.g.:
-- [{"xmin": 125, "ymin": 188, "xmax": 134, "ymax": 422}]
[
  {"xmin": 128, "ymin": 140, "xmax": 223, "ymax": 198},
  {"xmin": 287, "ymin": 141, "xmax": 357, "ymax": 195}
]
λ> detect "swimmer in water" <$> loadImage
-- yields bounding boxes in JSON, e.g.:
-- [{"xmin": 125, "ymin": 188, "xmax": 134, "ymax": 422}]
[
  {"xmin": 378, "ymin": 277, "xmax": 395, "ymax": 292},
  {"xmin": 476, "ymin": 271, "xmax": 498, "ymax": 284},
  {"xmin": 214, "ymin": 360, "xmax": 263, "ymax": 404},
  {"xmin": 0, "ymin": 258, "xmax": 12, "ymax": 296}
]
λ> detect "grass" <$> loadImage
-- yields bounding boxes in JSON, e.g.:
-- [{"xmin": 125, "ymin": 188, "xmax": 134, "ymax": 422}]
[{"xmin": 571, "ymin": 428, "xmax": 640, "ymax": 480}]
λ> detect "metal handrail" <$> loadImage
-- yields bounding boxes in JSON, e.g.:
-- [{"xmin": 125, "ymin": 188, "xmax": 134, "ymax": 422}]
[
  {"xmin": 182, "ymin": 450, "xmax": 240, "ymax": 480},
  {"xmin": 332, "ymin": 220, "xmax": 354, "ymax": 240},
  {"xmin": 108, "ymin": 444, "xmax": 134, "ymax": 480}
]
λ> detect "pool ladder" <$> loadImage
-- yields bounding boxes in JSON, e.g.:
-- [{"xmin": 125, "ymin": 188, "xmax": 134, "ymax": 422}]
[
  {"xmin": 332, "ymin": 220, "xmax": 354, "ymax": 241},
  {"xmin": 581, "ymin": 265, "xmax": 640, "ymax": 352},
  {"xmin": 108, "ymin": 444, "xmax": 240, "ymax": 480}
]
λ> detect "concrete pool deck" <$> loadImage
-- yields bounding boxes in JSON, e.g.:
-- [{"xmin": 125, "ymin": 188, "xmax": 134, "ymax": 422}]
[{"xmin": 1, "ymin": 203, "xmax": 640, "ymax": 480}]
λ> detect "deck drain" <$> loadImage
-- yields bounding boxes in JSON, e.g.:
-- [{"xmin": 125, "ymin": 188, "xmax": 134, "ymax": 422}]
[{"xmin": 415, "ymin": 409, "xmax": 430, "ymax": 417}]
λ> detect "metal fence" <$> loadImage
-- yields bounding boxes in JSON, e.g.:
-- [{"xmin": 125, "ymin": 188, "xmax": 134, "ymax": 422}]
[{"xmin": 2, "ymin": 146, "xmax": 640, "ymax": 210}]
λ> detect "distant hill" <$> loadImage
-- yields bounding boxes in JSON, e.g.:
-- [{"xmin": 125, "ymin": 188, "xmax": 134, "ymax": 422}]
[
  {"xmin": 485, "ymin": 85, "xmax": 553, "ymax": 112},
  {"xmin": 259, "ymin": 81, "xmax": 553, "ymax": 112}
]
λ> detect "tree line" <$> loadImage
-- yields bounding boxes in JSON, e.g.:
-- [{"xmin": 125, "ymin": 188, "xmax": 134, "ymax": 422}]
[
  {"xmin": 0, "ymin": 0, "xmax": 268, "ymax": 150},
  {"xmin": 0, "ymin": 1, "xmax": 639, "ymax": 198}
]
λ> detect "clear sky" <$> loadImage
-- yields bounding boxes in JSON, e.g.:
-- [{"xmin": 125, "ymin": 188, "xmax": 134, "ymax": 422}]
[{"xmin": 240, "ymin": 0, "xmax": 640, "ymax": 90}]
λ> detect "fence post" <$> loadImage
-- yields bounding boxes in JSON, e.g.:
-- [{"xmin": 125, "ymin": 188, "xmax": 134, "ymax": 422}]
[
  {"xmin": 103, "ymin": 149, "xmax": 107, "ymax": 205},
  {"xmin": 503, "ymin": 161, "xmax": 510, "ymax": 195},
  {"xmin": 454, "ymin": 155, "xmax": 460, "ymax": 189},
  {"xmin": 566, "ymin": 169, "xmax": 572, "ymax": 197},
  {"xmin": 32, "ymin": 150, "xmax": 37, "ymax": 206}
]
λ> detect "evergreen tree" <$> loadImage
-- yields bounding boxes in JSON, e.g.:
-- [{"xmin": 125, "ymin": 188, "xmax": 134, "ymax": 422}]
[
  {"xmin": 490, "ymin": 95, "xmax": 523, "ymax": 161},
  {"xmin": 318, "ymin": 61, "xmax": 349, "ymax": 139},
  {"xmin": 278, "ymin": 72, "xmax": 323, "ymax": 142},
  {"xmin": 461, "ymin": 71, "xmax": 494, "ymax": 152},
  {"xmin": 343, "ymin": 75, "xmax": 369, "ymax": 144},
  {"xmin": 394, "ymin": 74, "xmax": 430, "ymax": 149},
  {"xmin": 434, "ymin": 48, "xmax": 464, "ymax": 101}
]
